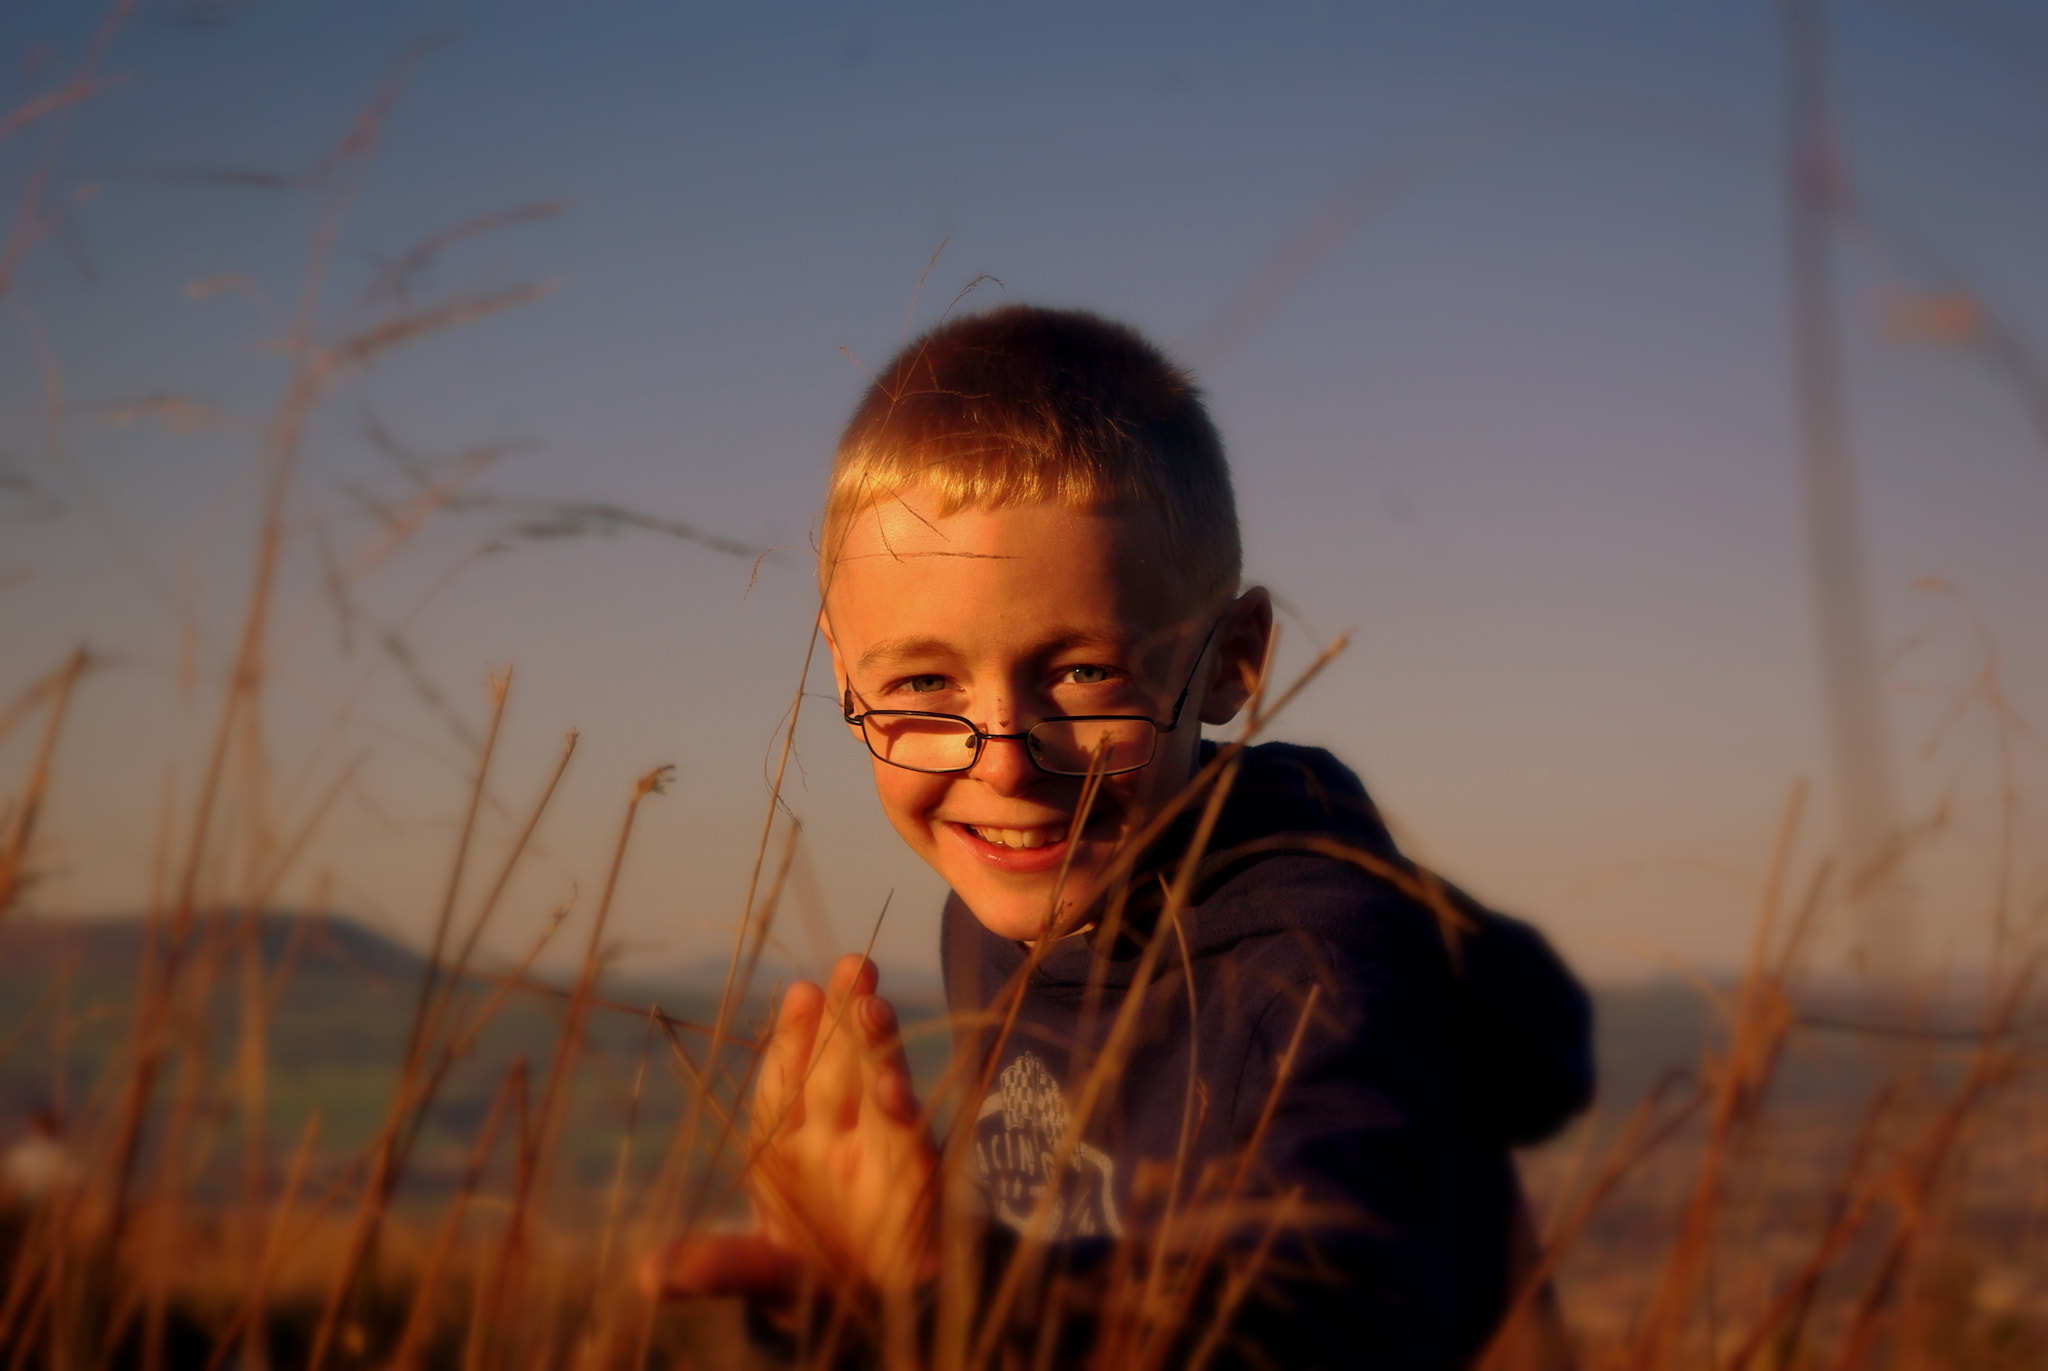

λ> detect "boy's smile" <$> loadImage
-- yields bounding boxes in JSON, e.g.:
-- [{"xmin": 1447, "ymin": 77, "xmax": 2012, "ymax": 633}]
[{"xmin": 822, "ymin": 490, "xmax": 1269, "ymax": 943}]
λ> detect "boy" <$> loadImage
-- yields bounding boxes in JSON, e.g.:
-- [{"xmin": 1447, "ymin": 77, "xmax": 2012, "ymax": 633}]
[{"xmin": 648, "ymin": 306, "xmax": 1593, "ymax": 1367}]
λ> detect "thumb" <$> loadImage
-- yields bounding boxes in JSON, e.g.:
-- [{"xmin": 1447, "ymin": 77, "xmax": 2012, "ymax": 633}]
[{"xmin": 639, "ymin": 1231, "xmax": 804, "ymax": 1302}]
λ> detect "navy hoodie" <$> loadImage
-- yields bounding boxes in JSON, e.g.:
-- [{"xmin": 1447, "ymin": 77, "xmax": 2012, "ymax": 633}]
[{"xmin": 941, "ymin": 742, "xmax": 1594, "ymax": 1368}]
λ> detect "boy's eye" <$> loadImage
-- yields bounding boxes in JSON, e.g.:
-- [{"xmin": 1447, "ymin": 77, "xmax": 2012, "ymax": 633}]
[
  {"xmin": 903, "ymin": 674, "xmax": 950, "ymax": 695},
  {"xmin": 1061, "ymin": 665, "xmax": 1113, "ymax": 686}
]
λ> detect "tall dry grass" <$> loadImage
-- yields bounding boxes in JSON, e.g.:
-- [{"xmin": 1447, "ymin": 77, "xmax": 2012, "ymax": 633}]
[
  {"xmin": 2, "ymin": 17, "xmax": 2045, "ymax": 1371},
  {"xmin": 5, "ymin": 551, "xmax": 2042, "ymax": 1370}
]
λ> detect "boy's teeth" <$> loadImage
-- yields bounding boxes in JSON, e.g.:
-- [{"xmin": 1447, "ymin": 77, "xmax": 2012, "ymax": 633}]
[{"xmin": 971, "ymin": 825, "xmax": 1054, "ymax": 850}]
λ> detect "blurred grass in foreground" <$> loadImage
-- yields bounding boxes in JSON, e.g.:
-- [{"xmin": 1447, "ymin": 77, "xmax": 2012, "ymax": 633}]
[{"xmin": 4, "ymin": 11, "xmax": 2045, "ymax": 1367}]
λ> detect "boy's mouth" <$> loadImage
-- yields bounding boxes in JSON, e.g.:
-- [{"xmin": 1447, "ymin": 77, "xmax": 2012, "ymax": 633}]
[
  {"xmin": 964, "ymin": 824, "xmax": 1058, "ymax": 850},
  {"xmin": 947, "ymin": 810, "xmax": 1124, "ymax": 876},
  {"xmin": 945, "ymin": 819, "xmax": 1087, "ymax": 874}
]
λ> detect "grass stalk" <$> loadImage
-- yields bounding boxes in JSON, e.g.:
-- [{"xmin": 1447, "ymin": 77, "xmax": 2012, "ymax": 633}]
[
  {"xmin": 305, "ymin": 674, "xmax": 512, "ymax": 1371},
  {"xmin": 475, "ymin": 765, "xmax": 670, "ymax": 1363},
  {"xmin": 387, "ymin": 1064, "xmax": 522, "ymax": 1371},
  {"xmin": 1628, "ymin": 784, "xmax": 1809, "ymax": 1370},
  {"xmin": 0, "ymin": 646, "xmax": 87, "ymax": 923}
]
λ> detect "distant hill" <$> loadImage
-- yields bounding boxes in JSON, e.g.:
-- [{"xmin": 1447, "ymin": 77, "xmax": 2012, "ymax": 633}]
[
  {"xmin": 3, "ymin": 911, "xmax": 1955, "ymax": 1195},
  {"xmin": 0, "ymin": 912, "xmax": 769, "ymax": 1199},
  {"xmin": 0, "ymin": 909, "xmax": 825, "ymax": 1026},
  {"xmin": 0, "ymin": 910, "xmax": 426, "ymax": 994},
  {"xmin": 648, "ymin": 949, "xmax": 947, "ymax": 1003}
]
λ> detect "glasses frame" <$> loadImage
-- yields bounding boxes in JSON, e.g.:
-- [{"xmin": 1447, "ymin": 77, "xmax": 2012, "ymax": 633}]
[{"xmin": 840, "ymin": 621, "xmax": 1222, "ymax": 778}]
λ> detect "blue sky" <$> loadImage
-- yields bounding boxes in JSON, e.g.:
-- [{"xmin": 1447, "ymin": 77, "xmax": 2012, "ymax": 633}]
[{"xmin": 4, "ymin": 0, "xmax": 2045, "ymax": 985}]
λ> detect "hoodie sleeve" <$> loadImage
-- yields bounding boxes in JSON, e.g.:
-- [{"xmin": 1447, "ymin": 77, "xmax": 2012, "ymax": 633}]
[
  {"xmin": 1440, "ymin": 886, "xmax": 1597, "ymax": 1147},
  {"xmin": 1212, "ymin": 884, "xmax": 1475, "ymax": 1370},
  {"xmin": 1189, "ymin": 842, "xmax": 1595, "ymax": 1368}
]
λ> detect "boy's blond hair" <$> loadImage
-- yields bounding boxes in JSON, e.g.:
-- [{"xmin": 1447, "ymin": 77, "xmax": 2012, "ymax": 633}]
[{"xmin": 820, "ymin": 305, "xmax": 1241, "ymax": 606}]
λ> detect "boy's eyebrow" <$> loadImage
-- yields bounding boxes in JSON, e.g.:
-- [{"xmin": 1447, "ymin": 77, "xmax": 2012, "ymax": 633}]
[
  {"xmin": 834, "ymin": 550, "xmax": 1017, "ymax": 563},
  {"xmin": 857, "ymin": 636, "xmax": 961, "ymax": 673},
  {"xmin": 855, "ymin": 629, "xmax": 1132, "ymax": 675}
]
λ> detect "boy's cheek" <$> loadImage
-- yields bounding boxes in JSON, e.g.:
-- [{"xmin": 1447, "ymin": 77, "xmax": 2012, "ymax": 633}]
[{"xmin": 868, "ymin": 767, "xmax": 950, "ymax": 850}]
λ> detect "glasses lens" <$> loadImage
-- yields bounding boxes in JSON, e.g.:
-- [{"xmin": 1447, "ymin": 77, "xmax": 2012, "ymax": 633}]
[
  {"xmin": 1027, "ymin": 719, "xmax": 1157, "ymax": 776},
  {"xmin": 862, "ymin": 713, "xmax": 980, "ymax": 772}
]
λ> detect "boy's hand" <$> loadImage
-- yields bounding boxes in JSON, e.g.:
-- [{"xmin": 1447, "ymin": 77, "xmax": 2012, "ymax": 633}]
[
  {"xmin": 638, "ymin": 1229, "xmax": 803, "ymax": 1303},
  {"xmin": 641, "ymin": 956, "xmax": 938, "ymax": 1302},
  {"xmin": 751, "ymin": 954, "xmax": 940, "ymax": 1291}
]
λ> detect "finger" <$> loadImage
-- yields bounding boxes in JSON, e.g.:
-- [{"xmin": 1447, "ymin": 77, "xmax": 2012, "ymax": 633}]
[
  {"xmin": 753, "ymin": 980, "xmax": 823, "ymax": 1135},
  {"xmin": 858, "ymin": 994, "xmax": 924, "ymax": 1126},
  {"xmin": 807, "ymin": 957, "xmax": 877, "ymax": 1130},
  {"xmin": 824, "ymin": 952, "xmax": 879, "ymax": 1009},
  {"xmin": 639, "ymin": 1232, "xmax": 803, "ymax": 1302},
  {"xmin": 806, "ymin": 1014, "xmax": 866, "ymax": 1132}
]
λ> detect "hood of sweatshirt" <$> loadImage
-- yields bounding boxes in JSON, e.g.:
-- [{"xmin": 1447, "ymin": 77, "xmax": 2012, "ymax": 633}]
[{"xmin": 950, "ymin": 740, "xmax": 1595, "ymax": 1149}]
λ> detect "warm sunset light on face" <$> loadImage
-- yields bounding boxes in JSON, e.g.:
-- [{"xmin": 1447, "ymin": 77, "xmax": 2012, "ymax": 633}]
[{"xmin": 822, "ymin": 493, "xmax": 1266, "ymax": 942}]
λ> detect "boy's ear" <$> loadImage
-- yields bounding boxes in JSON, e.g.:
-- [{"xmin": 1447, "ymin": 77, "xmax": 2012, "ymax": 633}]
[{"xmin": 1199, "ymin": 586, "xmax": 1275, "ymax": 726}]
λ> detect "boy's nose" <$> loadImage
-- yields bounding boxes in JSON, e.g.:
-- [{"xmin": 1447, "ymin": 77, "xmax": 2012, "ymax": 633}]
[{"xmin": 968, "ymin": 732, "xmax": 1038, "ymax": 794}]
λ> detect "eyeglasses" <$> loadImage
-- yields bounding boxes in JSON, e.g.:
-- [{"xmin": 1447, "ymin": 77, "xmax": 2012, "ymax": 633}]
[{"xmin": 840, "ymin": 623, "xmax": 1220, "ymax": 777}]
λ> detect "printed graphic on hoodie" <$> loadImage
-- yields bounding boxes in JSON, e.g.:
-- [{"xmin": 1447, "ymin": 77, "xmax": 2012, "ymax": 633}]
[{"xmin": 973, "ymin": 1051, "xmax": 1125, "ymax": 1239}]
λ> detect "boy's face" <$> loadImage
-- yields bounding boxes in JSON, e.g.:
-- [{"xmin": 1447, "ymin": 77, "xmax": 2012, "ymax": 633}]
[{"xmin": 822, "ymin": 489, "xmax": 1270, "ymax": 943}]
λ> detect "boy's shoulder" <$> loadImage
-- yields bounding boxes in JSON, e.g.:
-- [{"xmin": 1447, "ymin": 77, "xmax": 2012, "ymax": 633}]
[
  {"xmin": 1177, "ymin": 739, "xmax": 1436, "ymax": 949},
  {"xmin": 1182, "ymin": 742, "xmax": 1594, "ymax": 1145},
  {"xmin": 945, "ymin": 740, "xmax": 1470, "ymax": 1013}
]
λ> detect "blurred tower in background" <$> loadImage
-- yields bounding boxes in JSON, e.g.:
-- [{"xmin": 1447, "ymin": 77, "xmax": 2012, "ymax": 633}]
[{"xmin": 1779, "ymin": 0, "xmax": 1915, "ymax": 993}]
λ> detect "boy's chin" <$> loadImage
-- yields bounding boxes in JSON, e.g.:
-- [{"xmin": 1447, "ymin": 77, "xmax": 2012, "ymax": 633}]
[
  {"xmin": 966, "ymin": 891, "xmax": 1095, "ymax": 944},
  {"xmin": 954, "ymin": 865, "xmax": 1112, "ymax": 944}
]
